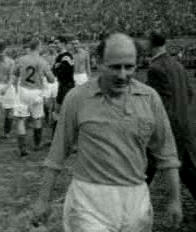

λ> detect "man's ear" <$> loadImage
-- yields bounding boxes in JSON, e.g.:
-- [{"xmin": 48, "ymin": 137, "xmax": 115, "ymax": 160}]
[{"xmin": 97, "ymin": 63, "xmax": 106, "ymax": 73}]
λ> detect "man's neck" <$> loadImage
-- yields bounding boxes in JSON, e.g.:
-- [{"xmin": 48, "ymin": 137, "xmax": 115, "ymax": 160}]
[
  {"xmin": 151, "ymin": 46, "xmax": 166, "ymax": 61},
  {"xmin": 98, "ymin": 77, "xmax": 128, "ymax": 99},
  {"xmin": 30, "ymin": 50, "xmax": 39, "ymax": 56}
]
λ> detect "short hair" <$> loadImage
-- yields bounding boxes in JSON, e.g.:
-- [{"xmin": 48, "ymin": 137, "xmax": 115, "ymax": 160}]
[
  {"xmin": 0, "ymin": 40, "xmax": 6, "ymax": 53},
  {"xmin": 29, "ymin": 38, "xmax": 41, "ymax": 50},
  {"xmin": 149, "ymin": 31, "xmax": 166, "ymax": 47},
  {"xmin": 56, "ymin": 34, "xmax": 74, "ymax": 44},
  {"xmin": 96, "ymin": 34, "xmax": 138, "ymax": 62}
]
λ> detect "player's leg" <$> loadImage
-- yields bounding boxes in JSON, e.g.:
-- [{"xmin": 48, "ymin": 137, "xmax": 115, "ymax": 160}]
[
  {"xmin": 49, "ymin": 81, "xmax": 58, "ymax": 128},
  {"xmin": 30, "ymin": 91, "xmax": 45, "ymax": 150},
  {"xmin": 3, "ymin": 108, "xmax": 14, "ymax": 138},
  {"xmin": 16, "ymin": 117, "xmax": 29, "ymax": 156},
  {"xmin": 1, "ymin": 84, "xmax": 16, "ymax": 138},
  {"xmin": 42, "ymin": 82, "xmax": 51, "ymax": 127},
  {"xmin": 32, "ymin": 118, "xmax": 43, "ymax": 150},
  {"xmin": 43, "ymin": 97, "xmax": 50, "ymax": 126},
  {"xmin": 14, "ymin": 86, "xmax": 31, "ymax": 156}
]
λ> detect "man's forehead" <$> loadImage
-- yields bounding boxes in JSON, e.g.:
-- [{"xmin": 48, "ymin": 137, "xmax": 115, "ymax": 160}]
[{"xmin": 104, "ymin": 33, "xmax": 137, "ymax": 65}]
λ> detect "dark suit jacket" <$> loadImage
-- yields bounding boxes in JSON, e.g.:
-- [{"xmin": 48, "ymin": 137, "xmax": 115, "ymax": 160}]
[{"xmin": 146, "ymin": 52, "xmax": 195, "ymax": 166}]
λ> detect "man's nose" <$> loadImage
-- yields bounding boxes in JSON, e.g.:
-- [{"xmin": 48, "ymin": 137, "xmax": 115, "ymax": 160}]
[{"xmin": 118, "ymin": 66, "xmax": 127, "ymax": 79}]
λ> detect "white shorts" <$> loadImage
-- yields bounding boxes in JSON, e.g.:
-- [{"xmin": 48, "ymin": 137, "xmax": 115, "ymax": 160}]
[
  {"xmin": 63, "ymin": 179, "xmax": 153, "ymax": 232},
  {"xmin": 0, "ymin": 84, "xmax": 16, "ymax": 109},
  {"xmin": 42, "ymin": 81, "xmax": 59, "ymax": 99},
  {"xmin": 74, "ymin": 73, "xmax": 88, "ymax": 86},
  {"xmin": 14, "ymin": 87, "xmax": 44, "ymax": 119}
]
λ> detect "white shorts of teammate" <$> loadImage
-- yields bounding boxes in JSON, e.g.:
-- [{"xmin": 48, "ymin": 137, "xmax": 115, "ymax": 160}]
[
  {"xmin": 14, "ymin": 86, "xmax": 44, "ymax": 119},
  {"xmin": 0, "ymin": 84, "xmax": 16, "ymax": 109},
  {"xmin": 74, "ymin": 73, "xmax": 89, "ymax": 86},
  {"xmin": 42, "ymin": 80, "xmax": 59, "ymax": 99},
  {"xmin": 63, "ymin": 179, "xmax": 153, "ymax": 232}
]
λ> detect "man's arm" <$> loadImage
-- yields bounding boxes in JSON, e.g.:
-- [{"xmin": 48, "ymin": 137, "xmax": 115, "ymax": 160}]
[
  {"xmin": 147, "ymin": 90, "xmax": 182, "ymax": 228},
  {"xmin": 44, "ymin": 62, "xmax": 55, "ymax": 83},
  {"xmin": 161, "ymin": 169, "xmax": 181, "ymax": 202},
  {"xmin": 33, "ymin": 89, "xmax": 78, "ymax": 221},
  {"xmin": 161, "ymin": 168, "xmax": 182, "ymax": 228}
]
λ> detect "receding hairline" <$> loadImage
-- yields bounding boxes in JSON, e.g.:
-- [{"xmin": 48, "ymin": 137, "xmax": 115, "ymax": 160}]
[
  {"xmin": 104, "ymin": 33, "xmax": 137, "ymax": 59},
  {"xmin": 96, "ymin": 33, "xmax": 137, "ymax": 64}
]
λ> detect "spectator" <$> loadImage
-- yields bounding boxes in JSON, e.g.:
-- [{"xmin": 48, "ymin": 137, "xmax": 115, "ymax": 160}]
[
  {"xmin": 145, "ymin": 31, "xmax": 196, "ymax": 203},
  {"xmin": 0, "ymin": 40, "xmax": 16, "ymax": 139}
]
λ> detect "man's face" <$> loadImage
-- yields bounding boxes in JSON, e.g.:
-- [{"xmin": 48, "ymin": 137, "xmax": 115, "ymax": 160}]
[
  {"xmin": 65, "ymin": 42, "xmax": 73, "ymax": 52},
  {"xmin": 54, "ymin": 40, "xmax": 64, "ymax": 53},
  {"xmin": 72, "ymin": 40, "xmax": 80, "ymax": 52},
  {"xmin": 99, "ymin": 36, "xmax": 137, "ymax": 97},
  {"xmin": 48, "ymin": 44, "xmax": 56, "ymax": 54}
]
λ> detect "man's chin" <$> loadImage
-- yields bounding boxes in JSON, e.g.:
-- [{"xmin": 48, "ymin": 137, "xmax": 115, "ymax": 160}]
[{"xmin": 109, "ymin": 87, "xmax": 127, "ymax": 97}]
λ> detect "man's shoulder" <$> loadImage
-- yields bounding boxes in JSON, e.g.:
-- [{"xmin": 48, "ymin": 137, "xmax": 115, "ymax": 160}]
[
  {"xmin": 131, "ymin": 78, "xmax": 158, "ymax": 96},
  {"xmin": 67, "ymin": 79, "xmax": 95, "ymax": 99},
  {"xmin": 5, "ymin": 56, "xmax": 15, "ymax": 66},
  {"xmin": 131, "ymin": 79, "xmax": 163, "ymax": 105}
]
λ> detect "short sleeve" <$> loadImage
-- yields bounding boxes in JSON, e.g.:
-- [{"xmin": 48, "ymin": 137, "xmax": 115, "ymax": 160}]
[
  {"xmin": 44, "ymin": 90, "xmax": 78, "ymax": 170},
  {"xmin": 147, "ymin": 90, "xmax": 181, "ymax": 170}
]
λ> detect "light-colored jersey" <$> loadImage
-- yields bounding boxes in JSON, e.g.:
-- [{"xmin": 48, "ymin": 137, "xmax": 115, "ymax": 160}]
[
  {"xmin": 0, "ymin": 56, "xmax": 15, "ymax": 84},
  {"xmin": 43, "ymin": 53, "xmax": 56, "ymax": 68},
  {"xmin": 73, "ymin": 49, "xmax": 91, "ymax": 76},
  {"xmin": 16, "ymin": 53, "xmax": 54, "ymax": 90}
]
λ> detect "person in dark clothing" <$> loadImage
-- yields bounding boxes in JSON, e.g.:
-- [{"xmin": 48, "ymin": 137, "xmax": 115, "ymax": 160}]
[
  {"xmin": 145, "ymin": 31, "xmax": 196, "ymax": 199},
  {"xmin": 52, "ymin": 35, "xmax": 74, "ymax": 106},
  {"xmin": 51, "ymin": 35, "xmax": 74, "ymax": 136}
]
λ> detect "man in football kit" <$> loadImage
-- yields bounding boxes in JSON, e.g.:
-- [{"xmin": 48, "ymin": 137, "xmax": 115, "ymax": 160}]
[
  {"xmin": 42, "ymin": 42, "xmax": 58, "ymax": 126},
  {"xmin": 0, "ymin": 40, "xmax": 16, "ymax": 139},
  {"xmin": 72, "ymin": 39, "xmax": 91, "ymax": 86},
  {"xmin": 32, "ymin": 33, "xmax": 182, "ymax": 232},
  {"xmin": 14, "ymin": 38, "xmax": 55, "ymax": 156}
]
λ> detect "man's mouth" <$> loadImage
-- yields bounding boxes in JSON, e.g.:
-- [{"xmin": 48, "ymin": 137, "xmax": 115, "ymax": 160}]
[{"xmin": 114, "ymin": 82, "xmax": 128, "ymax": 88}]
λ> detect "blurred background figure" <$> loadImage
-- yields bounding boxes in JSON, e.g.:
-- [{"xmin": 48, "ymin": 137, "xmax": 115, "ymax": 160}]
[
  {"xmin": 0, "ymin": 40, "xmax": 16, "ymax": 139},
  {"xmin": 72, "ymin": 39, "xmax": 91, "ymax": 86}
]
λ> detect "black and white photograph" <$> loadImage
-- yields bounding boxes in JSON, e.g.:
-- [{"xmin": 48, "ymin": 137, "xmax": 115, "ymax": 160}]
[{"xmin": 0, "ymin": 1, "xmax": 196, "ymax": 231}]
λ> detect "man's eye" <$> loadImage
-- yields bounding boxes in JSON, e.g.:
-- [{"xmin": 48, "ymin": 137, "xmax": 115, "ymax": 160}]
[
  {"xmin": 109, "ymin": 65, "xmax": 121, "ymax": 70},
  {"xmin": 109, "ymin": 64, "xmax": 135, "ymax": 70},
  {"xmin": 124, "ymin": 65, "xmax": 135, "ymax": 69}
]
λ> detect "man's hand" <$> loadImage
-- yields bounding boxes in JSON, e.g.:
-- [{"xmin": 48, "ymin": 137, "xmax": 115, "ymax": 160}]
[
  {"xmin": 31, "ymin": 199, "xmax": 50, "ymax": 225},
  {"xmin": 166, "ymin": 200, "xmax": 183, "ymax": 229}
]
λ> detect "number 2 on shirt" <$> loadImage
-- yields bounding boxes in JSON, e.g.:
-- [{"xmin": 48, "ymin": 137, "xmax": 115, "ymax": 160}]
[{"xmin": 25, "ymin": 66, "xmax": 36, "ymax": 84}]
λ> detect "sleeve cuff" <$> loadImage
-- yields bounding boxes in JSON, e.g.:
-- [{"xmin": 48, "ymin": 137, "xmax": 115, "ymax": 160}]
[{"xmin": 156, "ymin": 159, "xmax": 181, "ymax": 170}]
